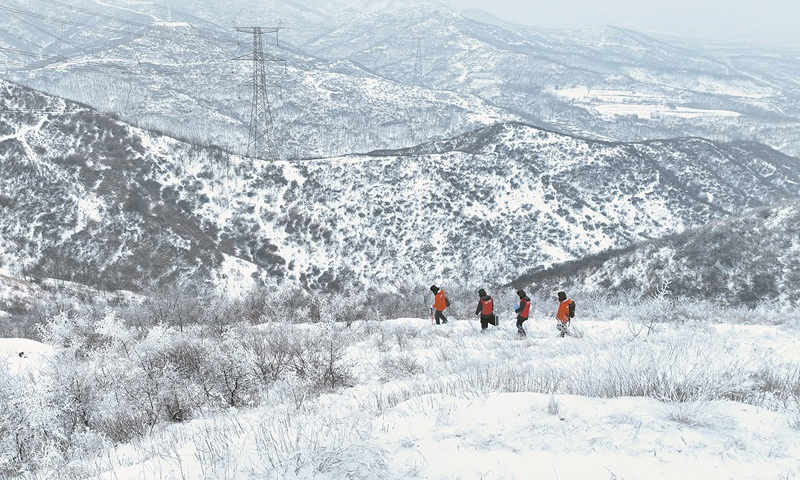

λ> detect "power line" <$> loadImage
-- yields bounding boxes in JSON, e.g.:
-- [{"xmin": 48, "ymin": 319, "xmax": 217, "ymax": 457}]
[
  {"xmin": 0, "ymin": 5, "xmax": 132, "ymax": 34},
  {"xmin": 0, "ymin": 3, "xmax": 280, "ymax": 69},
  {"xmin": 0, "ymin": 109, "xmax": 105, "ymax": 114},
  {"xmin": 4, "ymin": 0, "xmax": 241, "ymax": 51},
  {"xmin": 0, "ymin": 42, "xmax": 239, "ymax": 76},
  {"xmin": 32, "ymin": 0, "xmax": 153, "ymax": 28},
  {"xmin": 0, "ymin": 45, "xmax": 65, "ymax": 62}
]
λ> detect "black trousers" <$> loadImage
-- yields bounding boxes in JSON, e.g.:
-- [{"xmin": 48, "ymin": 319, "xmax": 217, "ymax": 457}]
[
  {"xmin": 480, "ymin": 314, "xmax": 497, "ymax": 330},
  {"xmin": 434, "ymin": 310, "xmax": 447, "ymax": 324},
  {"xmin": 516, "ymin": 316, "xmax": 527, "ymax": 336}
]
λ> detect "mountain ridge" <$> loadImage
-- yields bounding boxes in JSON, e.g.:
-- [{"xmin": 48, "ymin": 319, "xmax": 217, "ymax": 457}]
[
  {"xmin": 5, "ymin": 0, "xmax": 800, "ymax": 160},
  {"xmin": 3, "ymin": 80, "xmax": 799, "ymax": 310},
  {"xmin": 513, "ymin": 199, "xmax": 800, "ymax": 307}
]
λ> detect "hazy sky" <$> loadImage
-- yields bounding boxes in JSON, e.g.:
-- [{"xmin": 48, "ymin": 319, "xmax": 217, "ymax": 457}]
[{"xmin": 448, "ymin": 0, "xmax": 800, "ymax": 47}]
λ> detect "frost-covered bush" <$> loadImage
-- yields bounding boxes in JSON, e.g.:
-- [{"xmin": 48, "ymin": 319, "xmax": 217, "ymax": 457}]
[
  {"xmin": 251, "ymin": 408, "xmax": 387, "ymax": 479},
  {"xmin": 546, "ymin": 395, "xmax": 561, "ymax": 416},
  {"xmin": 199, "ymin": 332, "xmax": 262, "ymax": 407},
  {"xmin": 0, "ymin": 368, "xmax": 67, "ymax": 476},
  {"xmin": 133, "ymin": 282, "xmax": 202, "ymax": 331},
  {"xmin": 664, "ymin": 400, "xmax": 719, "ymax": 427},
  {"xmin": 289, "ymin": 325, "xmax": 356, "ymax": 390},
  {"xmin": 379, "ymin": 352, "xmax": 424, "ymax": 381},
  {"xmin": 241, "ymin": 326, "xmax": 294, "ymax": 385},
  {"xmin": 1, "ymin": 309, "xmax": 359, "ymax": 475},
  {"xmin": 260, "ymin": 283, "xmax": 315, "ymax": 323}
]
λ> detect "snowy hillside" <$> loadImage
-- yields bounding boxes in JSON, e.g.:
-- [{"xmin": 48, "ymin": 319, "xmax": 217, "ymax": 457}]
[
  {"xmin": 2, "ymin": 80, "xmax": 800, "ymax": 304},
  {"xmin": 296, "ymin": 4, "xmax": 800, "ymax": 155},
  {"xmin": 6, "ymin": 313, "xmax": 800, "ymax": 478},
  {"xmin": 3, "ymin": 2, "xmax": 800, "ymax": 479},
  {"xmin": 3, "ymin": 1, "xmax": 800, "ymax": 158},
  {"xmin": 2, "ymin": 0, "xmax": 521, "ymax": 158},
  {"xmin": 516, "ymin": 199, "xmax": 800, "ymax": 307}
]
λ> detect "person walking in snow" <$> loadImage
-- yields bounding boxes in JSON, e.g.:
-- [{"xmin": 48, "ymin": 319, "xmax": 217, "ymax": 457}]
[
  {"xmin": 430, "ymin": 285, "xmax": 449, "ymax": 325},
  {"xmin": 475, "ymin": 288, "xmax": 497, "ymax": 331},
  {"xmin": 514, "ymin": 289, "xmax": 531, "ymax": 337},
  {"xmin": 555, "ymin": 291, "xmax": 574, "ymax": 337}
]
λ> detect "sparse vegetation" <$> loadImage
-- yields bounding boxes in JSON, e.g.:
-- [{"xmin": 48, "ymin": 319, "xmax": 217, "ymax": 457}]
[{"xmin": 2, "ymin": 283, "xmax": 799, "ymax": 477}]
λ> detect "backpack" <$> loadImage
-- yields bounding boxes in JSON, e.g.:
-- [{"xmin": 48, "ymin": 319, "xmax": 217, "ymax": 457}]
[
  {"xmin": 445, "ymin": 296, "xmax": 451, "ymax": 308},
  {"xmin": 568, "ymin": 300, "xmax": 576, "ymax": 319}
]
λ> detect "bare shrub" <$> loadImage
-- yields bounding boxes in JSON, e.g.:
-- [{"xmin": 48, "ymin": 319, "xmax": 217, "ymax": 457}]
[
  {"xmin": 199, "ymin": 335, "xmax": 260, "ymax": 407},
  {"xmin": 664, "ymin": 400, "xmax": 718, "ymax": 428},
  {"xmin": 392, "ymin": 324, "xmax": 421, "ymax": 348},
  {"xmin": 200, "ymin": 297, "xmax": 246, "ymax": 337},
  {"xmin": 238, "ymin": 287, "xmax": 270, "ymax": 323},
  {"xmin": 135, "ymin": 282, "xmax": 201, "ymax": 331},
  {"xmin": 628, "ymin": 280, "xmax": 673, "ymax": 339},
  {"xmin": 379, "ymin": 352, "xmax": 424, "ymax": 381},
  {"xmin": 289, "ymin": 327, "xmax": 356, "ymax": 390},
  {"xmin": 251, "ymin": 410, "xmax": 388, "ymax": 478},
  {"xmin": 546, "ymin": 395, "xmax": 561, "ymax": 416},
  {"xmin": 365, "ymin": 290, "xmax": 408, "ymax": 320},
  {"xmin": 317, "ymin": 290, "xmax": 370, "ymax": 327},
  {"xmin": 241, "ymin": 327, "xmax": 293, "ymax": 385},
  {"xmin": 262, "ymin": 284, "xmax": 314, "ymax": 323}
]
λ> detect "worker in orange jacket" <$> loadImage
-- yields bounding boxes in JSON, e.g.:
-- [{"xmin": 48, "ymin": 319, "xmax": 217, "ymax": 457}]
[
  {"xmin": 475, "ymin": 288, "xmax": 497, "ymax": 331},
  {"xmin": 555, "ymin": 291, "xmax": 574, "ymax": 337},
  {"xmin": 514, "ymin": 289, "xmax": 531, "ymax": 337},
  {"xmin": 430, "ymin": 285, "xmax": 449, "ymax": 325}
]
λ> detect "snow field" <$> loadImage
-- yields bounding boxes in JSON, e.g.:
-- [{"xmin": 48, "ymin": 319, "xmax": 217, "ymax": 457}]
[
  {"xmin": 16, "ymin": 314, "xmax": 798, "ymax": 480},
  {"xmin": 0, "ymin": 337, "xmax": 53, "ymax": 376},
  {"xmin": 551, "ymin": 87, "xmax": 743, "ymax": 120}
]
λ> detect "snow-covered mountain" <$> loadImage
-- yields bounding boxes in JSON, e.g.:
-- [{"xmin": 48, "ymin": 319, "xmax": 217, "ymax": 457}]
[
  {"xmin": 3, "ymin": 0, "xmax": 800, "ymax": 159},
  {"xmin": 2, "ymin": 80, "xmax": 800, "ymax": 302},
  {"xmin": 294, "ymin": 4, "xmax": 800, "ymax": 153},
  {"xmin": 2, "ymin": 0, "xmax": 521, "ymax": 159},
  {"xmin": 515, "ymin": 199, "xmax": 800, "ymax": 307}
]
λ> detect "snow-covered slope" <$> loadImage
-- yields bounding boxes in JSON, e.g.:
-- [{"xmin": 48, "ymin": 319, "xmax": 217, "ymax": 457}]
[
  {"xmin": 2, "ymin": 0, "xmax": 521, "ymax": 158},
  {"xmin": 2, "ymin": 80, "xmax": 800, "ymax": 299},
  {"xmin": 4, "ymin": 1, "xmax": 800, "ymax": 158},
  {"xmin": 515, "ymin": 199, "xmax": 800, "ymax": 307},
  {"xmin": 295, "ymin": 4, "xmax": 800, "ymax": 154},
  {"xmin": 20, "ymin": 316, "xmax": 800, "ymax": 479}
]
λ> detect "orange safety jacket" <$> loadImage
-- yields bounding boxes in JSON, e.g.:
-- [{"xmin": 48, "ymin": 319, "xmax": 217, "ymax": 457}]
[
  {"xmin": 433, "ymin": 290, "xmax": 447, "ymax": 311},
  {"xmin": 556, "ymin": 299, "xmax": 573, "ymax": 323},
  {"xmin": 480, "ymin": 297, "xmax": 494, "ymax": 315},
  {"xmin": 518, "ymin": 298, "xmax": 531, "ymax": 318}
]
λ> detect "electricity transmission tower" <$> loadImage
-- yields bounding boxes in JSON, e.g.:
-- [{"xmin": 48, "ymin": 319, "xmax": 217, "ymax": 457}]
[
  {"xmin": 413, "ymin": 37, "xmax": 423, "ymax": 84},
  {"xmin": 234, "ymin": 26, "xmax": 285, "ymax": 160}
]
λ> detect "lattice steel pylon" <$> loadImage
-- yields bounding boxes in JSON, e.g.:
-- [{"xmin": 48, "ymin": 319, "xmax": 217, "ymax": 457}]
[
  {"xmin": 234, "ymin": 26, "xmax": 285, "ymax": 160},
  {"xmin": 413, "ymin": 37, "xmax": 423, "ymax": 84}
]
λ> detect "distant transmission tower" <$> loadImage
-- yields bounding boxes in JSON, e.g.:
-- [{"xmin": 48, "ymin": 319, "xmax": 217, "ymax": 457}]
[
  {"xmin": 234, "ymin": 26, "xmax": 285, "ymax": 160},
  {"xmin": 413, "ymin": 37, "xmax": 423, "ymax": 84}
]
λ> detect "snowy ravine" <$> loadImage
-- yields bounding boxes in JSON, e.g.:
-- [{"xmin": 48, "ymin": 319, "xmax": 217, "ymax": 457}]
[{"xmin": 11, "ymin": 313, "xmax": 800, "ymax": 479}]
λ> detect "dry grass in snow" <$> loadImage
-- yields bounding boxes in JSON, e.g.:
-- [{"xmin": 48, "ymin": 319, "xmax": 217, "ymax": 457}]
[{"xmin": 3, "ymin": 311, "xmax": 800, "ymax": 479}]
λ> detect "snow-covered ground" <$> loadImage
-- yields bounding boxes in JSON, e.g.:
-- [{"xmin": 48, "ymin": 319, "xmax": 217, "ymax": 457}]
[
  {"xmin": 552, "ymin": 87, "xmax": 742, "ymax": 119},
  {"xmin": 0, "ymin": 337, "xmax": 52, "ymax": 375},
  {"xmin": 26, "ymin": 315, "xmax": 798, "ymax": 480}
]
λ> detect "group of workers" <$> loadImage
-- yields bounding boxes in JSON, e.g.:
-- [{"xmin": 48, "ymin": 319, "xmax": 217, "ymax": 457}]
[{"xmin": 429, "ymin": 285, "xmax": 575, "ymax": 337}]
